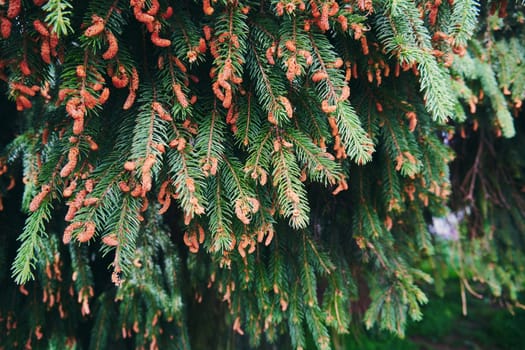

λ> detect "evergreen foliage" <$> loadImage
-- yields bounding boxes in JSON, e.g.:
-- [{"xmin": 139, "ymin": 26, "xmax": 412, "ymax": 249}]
[{"xmin": 0, "ymin": 0, "xmax": 524, "ymax": 349}]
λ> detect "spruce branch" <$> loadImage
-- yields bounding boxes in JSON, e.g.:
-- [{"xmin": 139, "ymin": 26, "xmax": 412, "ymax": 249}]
[
  {"xmin": 42, "ymin": 0, "xmax": 74, "ymax": 37},
  {"xmin": 448, "ymin": 0, "xmax": 480, "ymax": 47},
  {"xmin": 11, "ymin": 200, "xmax": 52, "ymax": 284},
  {"xmin": 271, "ymin": 143, "xmax": 310, "ymax": 229}
]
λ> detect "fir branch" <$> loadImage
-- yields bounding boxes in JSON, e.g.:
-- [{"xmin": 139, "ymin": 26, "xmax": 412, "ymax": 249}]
[
  {"xmin": 194, "ymin": 100, "xmax": 226, "ymax": 176},
  {"xmin": 293, "ymin": 89, "xmax": 331, "ymax": 144},
  {"xmin": 411, "ymin": 204, "xmax": 434, "ymax": 255},
  {"xmin": 271, "ymin": 144, "xmax": 309, "ymax": 229},
  {"xmin": 477, "ymin": 58, "xmax": 516, "ymax": 137},
  {"xmin": 233, "ymin": 91, "xmax": 263, "ymax": 148},
  {"xmin": 69, "ymin": 241, "xmax": 94, "ymax": 302},
  {"xmin": 308, "ymin": 31, "xmax": 375, "ymax": 163},
  {"xmin": 11, "ymin": 200, "xmax": 52, "ymax": 284},
  {"xmin": 417, "ymin": 54, "xmax": 456, "ymax": 123},
  {"xmin": 284, "ymin": 128, "xmax": 342, "ymax": 186},
  {"xmin": 169, "ymin": 12, "xmax": 206, "ymax": 66},
  {"xmin": 90, "ymin": 292, "xmax": 115, "ymax": 350},
  {"xmin": 374, "ymin": 5, "xmax": 456, "ymax": 122},
  {"xmin": 322, "ymin": 260, "xmax": 352, "ymax": 333},
  {"xmin": 247, "ymin": 26, "xmax": 289, "ymax": 126},
  {"xmin": 381, "ymin": 114, "xmax": 423, "ymax": 178},
  {"xmin": 42, "ymin": 0, "xmax": 74, "ymax": 37},
  {"xmin": 300, "ymin": 243, "xmax": 331, "ymax": 350},
  {"xmin": 245, "ymin": 128, "xmax": 274, "ymax": 185},
  {"xmin": 288, "ymin": 280, "xmax": 306, "ymax": 349},
  {"xmin": 447, "ymin": 0, "xmax": 480, "ymax": 47},
  {"xmin": 380, "ymin": 153, "xmax": 404, "ymax": 212},
  {"xmin": 220, "ymin": 154, "xmax": 257, "ymax": 223},
  {"xmin": 206, "ymin": 174, "xmax": 234, "ymax": 253},
  {"xmin": 166, "ymin": 145, "xmax": 206, "ymax": 222}
]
